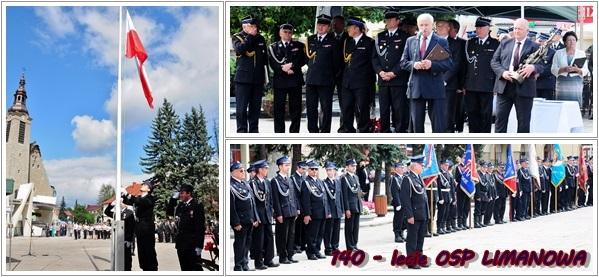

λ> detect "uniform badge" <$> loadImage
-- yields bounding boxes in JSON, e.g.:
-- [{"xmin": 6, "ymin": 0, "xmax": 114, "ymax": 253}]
[
  {"xmin": 190, "ymin": 210, "xmax": 194, "ymax": 218},
  {"xmin": 291, "ymin": 48, "xmax": 299, "ymax": 52},
  {"xmin": 357, "ymin": 47, "xmax": 366, "ymax": 49},
  {"xmin": 395, "ymin": 45, "xmax": 399, "ymax": 49},
  {"xmin": 323, "ymin": 44, "xmax": 331, "ymax": 48}
]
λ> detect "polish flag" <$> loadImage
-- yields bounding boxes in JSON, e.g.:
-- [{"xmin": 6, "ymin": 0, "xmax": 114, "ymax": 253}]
[{"xmin": 125, "ymin": 10, "xmax": 154, "ymax": 109}]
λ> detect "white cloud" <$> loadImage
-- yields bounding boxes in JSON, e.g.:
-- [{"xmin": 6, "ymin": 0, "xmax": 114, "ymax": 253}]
[
  {"xmin": 71, "ymin": 115, "xmax": 116, "ymax": 153},
  {"xmin": 45, "ymin": 156, "xmax": 116, "ymax": 206},
  {"xmin": 33, "ymin": 7, "xmax": 76, "ymax": 37}
]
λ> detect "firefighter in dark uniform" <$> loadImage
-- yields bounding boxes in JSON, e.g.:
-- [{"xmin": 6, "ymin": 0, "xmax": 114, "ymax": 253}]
[
  {"xmin": 248, "ymin": 160, "xmax": 278, "ymax": 269},
  {"xmin": 104, "ymin": 199, "xmax": 135, "ymax": 271},
  {"xmin": 436, "ymin": 160, "xmax": 454, "ymax": 234},
  {"xmin": 341, "ymin": 159, "xmax": 363, "ymax": 251},
  {"xmin": 305, "ymin": 14, "xmax": 342, "ymax": 133},
  {"xmin": 230, "ymin": 161, "xmax": 260, "ymax": 271},
  {"xmin": 463, "ymin": 17, "xmax": 499, "ymax": 133},
  {"xmin": 301, "ymin": 161, "xmax": 331, "ymax": 260},
  {"xmin": 493, "ymin": 162, "xmax": 508, "ymax": 224},
  {"xmin": 444, "ymin": 160, "xmax": 458, "ymax": 233},
  {"xmin": 400, "ymin": 155, "xmax": 430, "ymax": 269},
  {"xmin": 271, "ymin": 156, "xmax": 299, "ymax": 264},
  {"xmin": 372, "ymin": 8, "xmax": 410, "ymax": 133},
  {"xmin": 454, "ymin": 157, "xmax": 469, "ymax": 230},
  {"xmin": 474, "ymin": 161, "xmax": 490, "ymax": 228},
  {"xmin": 341, "ymin": 17, "xmax": 375, "ymax": 133},
  {"xmin": 291, "ymin": 161, "xmax": 307, "ymax": 253},
  {"xmin": 484, "ymin": 162, "xmax": 497, "ymax": 225},
  {"xmin": 390, "ymin": 162, "xmax": 406, "ymax": 242},
  {"xmin": 533, "ymin": 157, "xmax": 545, "ymax": 216},
  {"xmin": 517, "ymin": 159, "xmax": 532, "ymax": 220},
  {"xmin": 121, "ymin": 181, "xmax": 158, "ymax": 271},
  {"xmin": 543, "ymin": 158, "xmax": 555, "ymax": 213},
  {"xmin": 323, "ymin": 161, "xmax": 343, "ymax": 255},
  {"xmin": 232, "ymin": 16, "xmax": 267, "ymax": 133},
  {"xmin": 564, "ymin": 156, "xmax": 576, "ymax": 210},
  {"xmin": 268, "ymin": 23, "xmax": 307, "ymax": 133},
  {"xmin": 166, "ymin": 184, "xmax": 206, "ymax": 271},
  {"xmin": 332, "ymin": 15, "xmax": 349, "ymax": 132},
  {"xmin": 536, "ymin": 32, "xmax": 558, "ymax": 100}
]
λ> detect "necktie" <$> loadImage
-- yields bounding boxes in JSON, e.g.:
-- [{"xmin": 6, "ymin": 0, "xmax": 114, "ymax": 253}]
[
  {"xmin": 420, "ymin": 35, "xmax": 427, "ymax": 59},
  {"xmin": 479, "ymin": 39, "xmax": 483, "ymax": 45},
  {"xmin": 512, "ymin": 41, "xmax": 521, "ymax": 69},
  {"xmin": 389, "ymin": 32, "xmax": 394, "ymax": 37},
  {"xmin": 283, "ymin": 42, "xmax": 288, "ymax": 49},
  {"xmin": 319, "ymin": 36, "xmax": 323, "ymax": 42}
]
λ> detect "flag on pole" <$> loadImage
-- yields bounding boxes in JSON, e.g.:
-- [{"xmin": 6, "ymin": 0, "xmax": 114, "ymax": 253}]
[
  {"xmin": 503, "ymin": 144, "xmax": 517, "ymax": 193},
  {"xmin": 421, "ymin": 144, "xmax": 440, "ymax": 187},
  {"xmin": 126, "ymin": 9, "xmax": 154, "ymax": 109},
  {"xmin": 459, "ymin": 144, "xmax": 478, "ymax": 198},
  {"xmin": 578, "ymin": 146, "xmax": 588, "ymax": 192},
  {"xmin": 528, "ymin": 144, "xmax": 541, "ymax": 190},
  {"xmin": 551, "ymin": 144, "xmax": 566, "ymax": 187}
]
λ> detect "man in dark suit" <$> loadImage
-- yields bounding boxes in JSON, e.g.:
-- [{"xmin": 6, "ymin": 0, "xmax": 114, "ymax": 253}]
[
  {"xmin": 341, "ymin": 159, "xmax": 363, "ymax": 251},
  {"xmin": 435, "ymin": 20, "xmax": 464, "ymax": 133},
  {"xmin": 464, "ymin": 17, "xmax": 499, "ymax": 133},
  {"xmin": 400, "ymin": 155, "xmax": 430, "ymax": 269},
  {"xmin": 305, "ymin": 14, "xmax": 342, "ymax": 133},
  {"xmin": 268, "ymin": 23, "xmax": 307, "ymax": 133},
  {"xmin": 357, "ymin": 158, "xmax": 371, "ymax": 202},
  {"xmin": 232, "ymin": 16, "xmax": 267, "ymax": 133},
  {"xmin": 323, "ymin": 161, "xmax": 343, "ymax": 255},
  {"xmin": 390, "ymin": 162, "xmax": 406, "ymax": 242},
  {"xmin": 536, "ymin": 32, "xmax": 558, "ymax": 100},
  {"xmin": 301, "ymin": 161, "xmax": 331, "ymax": 260},
  {"xmin": 230, "ymin": 161, "xmax": 259, "ymax": 271},
  {"xmin": 340, "ymin": 17, "xmax": 376, "ymax": 133},
  {"xmin": 448, "ymin": 20, "xmax": 467, "ymax": 133},
  {"xmin": 538, "ymin": 157, "xmax": 551, "ymax": 215},
  {"xmin": 372, "ymin": 8, "xmax": 411, "ymax": 133},
  {"xmin": 332, "ymin": 15, "xmax": 349, "ymax": 132},
  {"xmin": 291, "ymin": 161, "xmax": 307, "ymax": 253},
  {"xmin": 400, "ymin": 13, "xmax": 452, "ymax": 133},
  {"xmin": 270, "ymin": 156, "xmax": 299, "ymax": 264},
  {"xmin": 491, "ymin": 18, "xmax": 544, "ymax": 133},
  {"xmin": 248, "ymin": 160, "xmax": 278, "ymax": 270}
]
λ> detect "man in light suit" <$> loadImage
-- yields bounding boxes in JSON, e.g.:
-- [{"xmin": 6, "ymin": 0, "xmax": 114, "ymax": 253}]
[
  {"xmin": 490, "ymin": 18, "xmax": 544, "ymax": 133},
  {"xmin": 400, "ymin": 13, "xmax": 452, "ymax": 133}
]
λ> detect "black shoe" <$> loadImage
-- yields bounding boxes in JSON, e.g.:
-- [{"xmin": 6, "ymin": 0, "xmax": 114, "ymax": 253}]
[
  {"xmin": 265, "ymin": 261, "xmax": 279, "ymax": 268},
  {"xmin": 438, "ymin": 228, "xmax": 446, "ymax": 235},
  {"xmin": 408, "ymin": 265, "xmax": 421, "ymax": 269},
  {"xmin": 308, "ymin": 255, "xmax": 318, "ymax": 260},
  {"xmin": 316, "ymin": 252, "xmax": 326, "ymax": 259},
  {"xmin": 242, "ymin": 265, "xmax": 250, "ymax": 271},
  {"xmin": 325, "ymin": 250, "xmax": 333, "ymax": 256},
  {"xmin": 294, "ymin": 249, "xmax": 302, "ymax": 254},
  {"xmin": 234, "ymin": 266, "xmax": 243, "ymax": 271},
  {"xmin": 255, "ymin": 264, "xmax": 268, "ymax": 270},
  {"xmin": 279, "ymin": 258, "xmax": 291, "ymax": 264},
  {"xmin": 288, "ymin": 257, "xmax": 299, "ymax": 263},
  {"xmin": 425, "ymin": 232, "xmax": 432, "ymax": 237}
]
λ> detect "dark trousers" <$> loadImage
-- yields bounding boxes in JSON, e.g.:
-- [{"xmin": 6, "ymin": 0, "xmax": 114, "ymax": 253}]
[
  {"xmin": 335, "ymin": 75, "xmax": 345, "ymax": 131},
  {"xmin": 409, "ymin": 98, "xmax": 446, "ymax": 133},
  {"xmin": 235, "ymin": 83, "xmax": 263, "ymax": 133},
  {"xmin": 457, "ymin": 189, "xmax": 470, "ymax": 225},
  {"xmin": 454, "ymin": 92, "xmax": 466, "ymax": 132},
  {"xmin": 550, "ymin": 188, "xmax": 558, "ymax": 212},
  {"xmin": 324, "ymin": 218, "xmax": 340, "ymax": 252},
  {"xmin": 493, "ymin": 196, "xmax": 506, "ymax": 222},
  {"xmin": 588, "ymin": 181, "xmax": 593, "ymax": 205},
  {"xmin": 518, "ymin": 192, "xmax": 530, "ymax": 218},
  {"xmin": 344, "ymin": 212, "xmax": 360, "ymax": 250},
  {"xmin": 379, "ymin": 86, "xmax": 408, "ymax": 133},
  {"xmin": 125, "ymin": 243, "xmax": 132, "ymax": 271},
  {"xmin": 251, "ymin": 223, "xmax": 275, "ymax": 266},
  {"xmin": 511, "ymin": 195, "xmax": 520, "ymax": 220},
  {"xmin": 495, "ymin": 84, "xmax": 534, "ymax": 133},
  {"xmin": 474, "ymin": 200, "xmax": 484, "ymax": 217},
  {"xmin": 136, "ymin": 229, "xmax": 158, "ymax": 271},
  {"xmin": 436, "ymin": 201, "xmax": 448, "ymax": 228},
  {"xmin": 306, "ymin": 85, "xmax": 334, "ymax": 133},
  {"xmin": 465, "ymin": 91, "xmax": 493, "ymax": 133},
  {"xmin": 306, "ymin": 218, "xmax": 325, "ymax": 256},
  {"xmin": 392, "ymin": 207, "xmax": 405, "ymax": 233},
  {"xmin": 406, "ymin": 220, "xmax": 427, "ymax": 256},
  {"xmin": 537, "ymin": 88, "xmax": 555, "ymax": 100},
  {"xmin": 362, "ymin": 190, "xmax": 370, "ymax": 202},
  {"xmin": 233, "ymin": 223, "xmax": 252, "ymax": 270},
  {"xmin": 445, "ymin": 89, "xmax": 458, "ymax": 132},
  {"xmin": 294, "ymin": 215, "xmax": 305, "ymax": 250},
  {"xmin": 273, "ymin": 86, "xmax": 302, "ymax": 133},
  {"xmin": 341, "ymin": 86, "xmax": 371, "ymax": 133},
  {"xmin": 165, "ymin": 232, "xmax": 171, "ymax": 243},
  {"xmin": 559, "ymin": 186, "xmax": 567, "ymax": 209},
  {"xmin": 577, "ymin": 187, "xmax": 587, "ymax": 206},
  {"xmin": 177, "ymin": 248, "xmax": 203, "ymax": 271},
  {"xmin": 484, "ymin": 199, "xmax": 495, "ymax": 223},
  {"xmin": 533, "ymin": 191, "xmax": 541, "ymax": 214},
  {"xmin": 275, "ymin": 217, "xmax": 296, "ymax": 260},
  {"xmin": 540, "ymin": 190, "xmax": 549, "ymax": 213},
  {"xmin": 157, "ymin": 232, "xmax": 163, "ymax": 242}
]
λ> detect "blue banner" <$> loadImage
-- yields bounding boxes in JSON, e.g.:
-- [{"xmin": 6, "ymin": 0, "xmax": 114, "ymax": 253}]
[
  {"xmin": 551, "ymin": 144, "xmax": 566, "ymax": 187},
  {"xmin": 459, "ymin": 144, "xmax": 477, "ymax": 198}
]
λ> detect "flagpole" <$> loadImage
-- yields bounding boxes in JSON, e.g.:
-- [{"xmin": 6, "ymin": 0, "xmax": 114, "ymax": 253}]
[
  {"xmin": 554, "ymin": 186, "xmax": 558, "ymax": 213},
  {"xmin": 113, "ymin": 5, "xmax": 123, "ymax": 271}
]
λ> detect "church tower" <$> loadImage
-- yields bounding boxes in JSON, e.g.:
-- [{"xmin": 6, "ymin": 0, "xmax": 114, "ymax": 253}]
[{"xmin": 7, "ymin": 74, "xmax": 32, "ymax": 188}]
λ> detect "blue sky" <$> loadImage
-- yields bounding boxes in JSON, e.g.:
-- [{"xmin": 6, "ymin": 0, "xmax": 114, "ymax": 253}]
[{"xmin": 6, "ymin": 6, "xmax": 220, "ymax": 207}]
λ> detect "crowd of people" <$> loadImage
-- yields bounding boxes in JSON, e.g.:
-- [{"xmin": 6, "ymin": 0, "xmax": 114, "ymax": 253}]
[
  {"xmin": 232, "ymin": 9, "xmax": 593, "ymax": 133},
  {"xmin": 230, "ymin": 150, "xmax": 593, "ymax": 270}
]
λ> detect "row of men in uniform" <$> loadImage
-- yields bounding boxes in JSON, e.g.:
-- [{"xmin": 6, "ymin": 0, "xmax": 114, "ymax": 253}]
[
  {"xmin": 155, "ymin": 218, "xmax": 177, "ymax": 243},
  {"xmin": 233, "ymin": 9, "xmax": 559, "ymax": 134},
  {"xmin": 72, "ymin": 223, "xmax": 111, "ymax": 240}
]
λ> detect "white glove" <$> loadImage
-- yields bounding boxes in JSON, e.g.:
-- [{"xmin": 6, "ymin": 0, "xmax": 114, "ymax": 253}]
[
  {"xmin": 519, "ymin": 191, "xmax": 523, "ymax": 197},
  {"xmin": 511, "ymin": 193, "xmax": 517, "ymax": 198},
  {"xmin": 172, "ymin": 191, "xmax": 180, "ymax": 199},
  {"xmin": 438, "ymin": 200, "xmax": 445, "ymax": 205},
  {"xmin": 195, "ymin": 247, "xmax": 202, "ymax": 256},
  {"xmin": 395, "ymin": 206, "xmax": 401, "ymax": 211}
]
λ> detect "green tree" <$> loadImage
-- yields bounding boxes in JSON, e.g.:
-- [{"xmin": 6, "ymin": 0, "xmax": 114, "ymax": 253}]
[
  {"xmin": 308, "ymin": 144, "xmax": 367, "ymax": 168},
  {"xmin": 97, "ymin": 184, "xmax": 115, "ymax": 205},
  {"xmin": 72, "ymin": 203, "xmax": 94, "ymax": 224},
  {"xmin": 140, "ymin": 98, "xmax": 182, "ymax": 219},
  {"xmin": 58, "ymin": 196, "xmax": 67, "ymax": 221},
  {"xmin": 368, "ymin": 145, "xmax": 406, "ymax": 202}
]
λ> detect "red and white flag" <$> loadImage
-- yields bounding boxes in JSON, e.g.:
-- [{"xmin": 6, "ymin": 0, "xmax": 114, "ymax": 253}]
[{"xmin": 125, "ymin": 10, "xmax": 154, "ymax": 109}]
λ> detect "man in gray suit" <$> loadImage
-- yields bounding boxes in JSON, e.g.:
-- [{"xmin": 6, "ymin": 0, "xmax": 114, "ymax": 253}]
[{"xmin": 490, "ymin": 18, "xmax": 544, "ymax": 133}]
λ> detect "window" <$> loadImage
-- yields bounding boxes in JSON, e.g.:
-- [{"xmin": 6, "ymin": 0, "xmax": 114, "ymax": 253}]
[
  {"xmin": 18, "ymin": 121, "xmax": 25, "ymax": 144},
  {"xmin": 6, "ymin": 121, "xmax": 10, "ymax": 142}
]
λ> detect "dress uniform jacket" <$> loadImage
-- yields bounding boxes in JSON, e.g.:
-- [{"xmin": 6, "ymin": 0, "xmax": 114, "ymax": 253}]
[
  {"xmin": 301, "ymin": 177, "xmax": 331, "ymax": 219},
  {"xmin": 232, "ymin": 31, "xmax": 268, "ymax": 85},
  {"xmin": 475, "ymin": 171, "xmax": 490, "ymax": 201},
  {"xmin": 464, "ymin": 36, "xmax": 500, "ymax": 92},
  {"xmin": 518, "ymin": 168, "xmax": 532, "ymax": 193},
  {"xmin": 342, "ymin": 35, "xmax": 376, "ymax": 89},
  {"xmin": 271, "ymin": 173, "xmax": 298, "ymax": 218},
  {"xmin": 486, "ymin": 173, "xmax": 497, "ymax": 199},
  {"xmin": 536, "ymin": 47, "xmax": 557, "ymax": 90},
  {"xmin": 438, "ymin": 170, "xmax": 455, "ymax": 203},
  {"xmin": 290, "ymin": 172, "xmax": 304, "ymax": 211},
  {"xmin": 390, "ymin": 174, "xmax": 404, "ymax": 207},
  {"xmin": 250, "ymin": 176, "xmax": 274, "ymax": 224},
  {"xmin": 168, "ymin": 198, "xmax": 206, "ymax": 251},
  {"xmin": 372, "ymin": 29, "xmax": 410, "ymax": 86},
  {"xmin": 399, "ymin": 171, "xmax": 430, "ymax": 221},
  {"xmin": 444, "ymin": 36, "xmax": 465, "ymax": 91},
  {"xmin": 268, "ymin": 40, "xmax": 307, "ymax": 88},
  {"xmin": 341, "ymin": 173, "xmax": 363, "ymax": 213},
  {"xmin": 324, "ymin": 177, "xmax": 344, "ymax": 219},
  {"xmin": 494, "ymin": 172, "xmax": 508, "ymax": 197},
  {"xmin": 230, "ymin": 177, "xmax": 259, "ymax": 226},
  {"xmin": 306, "ymin": 33, "xmax": 342, "ymax": 86}
]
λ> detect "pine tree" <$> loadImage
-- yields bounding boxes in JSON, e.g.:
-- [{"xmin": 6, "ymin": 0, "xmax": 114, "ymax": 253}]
[
  {"xmin": 140, "ymin": 98, "xmax": 182, "ymax": 219},
  {"xmin": 308, "ymin": 144, "xmax": 367, "ymax": 168},
  {"xmin": 58, "ymin": 196, "xmax": 67, "ymax": 221}
]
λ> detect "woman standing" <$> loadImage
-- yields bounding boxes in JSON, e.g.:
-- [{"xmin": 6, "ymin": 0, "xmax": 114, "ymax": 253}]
[{"xmin": 551, "ymin": 31, "xmax": 589, "ymax": 107}]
